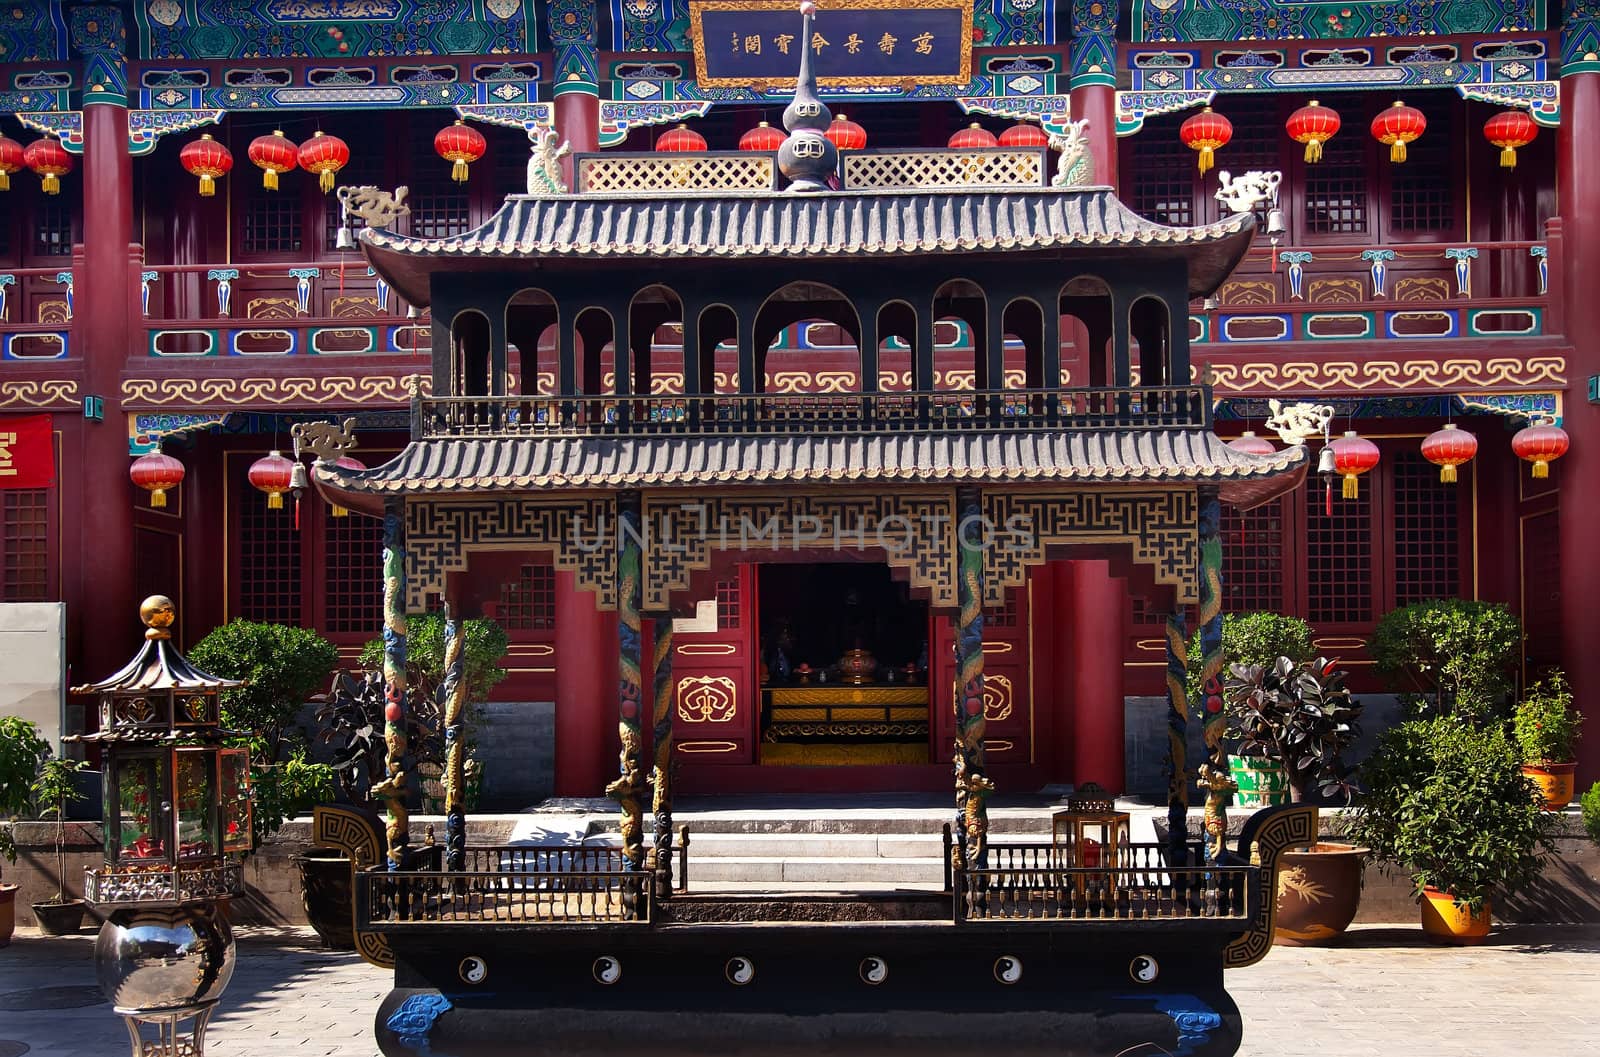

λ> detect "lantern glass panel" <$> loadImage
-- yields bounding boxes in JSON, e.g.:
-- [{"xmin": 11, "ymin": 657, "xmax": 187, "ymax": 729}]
[
  {"xmin": 114, "ymin": 752, "xmax": 169, "ymax": 863},
  {"xmin": 175, "ymin": 750, "xmax": 218, "ymax": 859},
  {"xmin": 219, "ymin": 748, "xmax": 253, "ymax": 854}
]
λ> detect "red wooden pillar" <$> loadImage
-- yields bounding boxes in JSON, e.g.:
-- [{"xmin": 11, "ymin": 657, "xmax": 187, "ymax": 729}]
[
  {"xmin": 1063, "ymin": 560, "xmax": 1128, "ymax": 793},
  {"xmin": 553, "ymin": 570, "xmax": 612, "ymax": 795},
  {"xmin": 1069, "ymin": 85, "xmax": 1119, "ymax": 190},
  {"xmin": 1558, "ymin": 30, "xmax": 1600, "ymax": 784},
  {"xmin": 548, "ymin": 3, "xmax": 599, "ymax": 188},
  {"xmin": 1068, "ymin": 1, "xmax": 1118, "ymax": 191},
  {"xmin": 76, "ymin": 22, "xmax": 138, "ymax": 681}
]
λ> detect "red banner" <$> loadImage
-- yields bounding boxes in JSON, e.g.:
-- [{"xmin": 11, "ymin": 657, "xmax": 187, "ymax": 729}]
[{"xmin": 0, "ymin": 414, "xmax": 55, "ymax": 489}]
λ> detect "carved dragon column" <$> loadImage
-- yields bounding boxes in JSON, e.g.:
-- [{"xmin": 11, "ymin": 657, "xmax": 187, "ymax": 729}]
[
  {"xmin": 380, "ymin": 499, "xmax": 410, "ymax": 871},
  {"xmin": 952, "ymin": 487, "xmax": 992, "ymax": 871},
  {"xmin": 1164, "ymin": 603, "xmax": 1190, "ymax": 868},
  {"xmin": 608, "ymin": 492, "xmax": 648, "ymax": 882},
  {"xmin": 441, "ymin": 603, "xmax": 469, "ymax": 872},
  {"xmin": 1195, "ymin": 487, "xmax": 1235, "ymax": 864},
  {"xmin": 650, "ymin": 617, "xmax": 676, "ymax": 899}
]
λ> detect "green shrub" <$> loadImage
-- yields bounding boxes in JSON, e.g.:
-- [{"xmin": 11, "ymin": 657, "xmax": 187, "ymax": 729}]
[
  {"xmin": 358, "ymin": 614, "xmax": 509, "ymax": 704},
  {"xmin": 190, "ymin": 620, "xmax": 339, "ymax": 764},
  {"xmin": 1368, "ymin": 600, "xmax": 1521, "ymax": 720},
  {"xmin": 31, "ymin": 756, "xmax": 86, "ymax": 904},
  {"xmin": 249, "ymin": 748, "xmax": 339, "ymax": 846},
  {"xmin": 1345, "ymin": 715, "xmax": 1555, "ymax": 914},
  {"xmin": 1582, "ymin": 782, "xmax": 1600, "ymax": 846},
  {"xmin": 0, "ymin": 716, "xmax": 49, "ymax": 882},
  {"xmin": 1188, "ymin": 612, "xmax": 1315, "ymax": 702},
  {"xmin": 1513, "ymin": 671, "xmax": 1582, "ymax": 764},
  {"xmin": 1224, "ymin": 656, "xmax": 1363, "ymax": 802}
]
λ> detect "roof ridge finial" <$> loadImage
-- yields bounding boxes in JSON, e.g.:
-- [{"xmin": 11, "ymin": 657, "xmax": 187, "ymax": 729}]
[
  {"xmin": 778, "ymin": 1, "xmax": 837, "ymax": 192},
  {"xmin": 140, "ymin": 594, "xmax": 176, "ymax": 641}
]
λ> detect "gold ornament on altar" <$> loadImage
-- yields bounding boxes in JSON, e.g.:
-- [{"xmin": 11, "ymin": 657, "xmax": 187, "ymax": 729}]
[{"xmin": 836, "ymin": 648, "xmax": 878, "ymax": 685}]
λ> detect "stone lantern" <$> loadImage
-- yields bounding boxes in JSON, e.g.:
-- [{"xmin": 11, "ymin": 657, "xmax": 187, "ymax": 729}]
[{"xmin": 66, "ymin": 595, "xmax": 251, "ymax": 1057}]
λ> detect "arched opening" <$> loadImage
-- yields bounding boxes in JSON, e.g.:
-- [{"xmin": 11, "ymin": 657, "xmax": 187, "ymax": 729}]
[
  {"xmin": 931, "ymin": 279, "xmax": 987, "ymax": 391},
  {"xmin": 1059, "ymin": 276, "xmax": 1114, "ymax": 388},
  {"xmin": 627, "ymin": 285, "xmax": 685, "ymax": 396},
  {"xmin": 574, "ymin": 306, "xmax": 615, "ymax": 401},
  {"xmin": 698, "ymin": 304, "xmax": 740, "ymax": 397},
  {"xmin": 506, "ymin": 288, "xmax": 558, "ymax": 396},
  {"xmin": 451, "ymin": 309, "xmax": 493, "ymax": 397},
  {"xmin": 1130, "ymin": 296, "xmax": 1172, "ymax": 388},
  {"xmin": 875, "ymin": 300, "xmax": 917, "ymax": 393},
  {"xmin": 754, "ymin": 282, "xmax": 862, "ymax": 395}
]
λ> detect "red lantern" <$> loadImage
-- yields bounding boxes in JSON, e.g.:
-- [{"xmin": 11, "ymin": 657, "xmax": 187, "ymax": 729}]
[
  {"xmin": 948, "ymin": 122, "xmax": 998, "ymax": 149},
  {"xmin": 329, "ymin": 455, "xmax": 366, "ymax": 518},
  {"xmin": 1371, "ymin": 100, "xmax": 1425, "ymax": 163},
  {"xmin": 1226, "ymin": 430, "xmax": 1277, "ymax": 457},
  {"xmin": 999, "ymin": 121, "xmax": 1050, "ymax": 148},
  {"xmin": 179, "ymin": 134, "xmax": 233, "ymax": 197},
  {"xmin": 129, "ymin": 452, "xmax": 185, "ymax": 508},
  {"xmin": 248, "ymin": 450, "xmax": 296, "ymax": 510},
  {"xmin": 23, "ymin": 136, "xmax": 72, "ymax": 195},
  {"xmin": 739, "ymin": 121, "xmax": 785, "ymax": 152},
  {"xmin": 434, "ymin": 119, "xmax": 486, "ymax": 184},
  {"xmin": 1420, "ymin": 423, "xmax": 1478, "ymax": 484},
  {"xmin": 655, "ymin": 124, "xmax": 707, "ymax": 152},
  {"xmin": 1329, "ymin": 430, "xmax": 1380, "ymax": 499},
  {"xmin": 826, "ymin": 114, "xmax": 867, "ymax": 152},
  {"xmin": 1483, "ymin": 109, "xmax": 1537, "ymax": 170},
  {"xmin": 248, "ymin": 129, "xmax": 297, "ymax": 191},
  {"xmin": 1180, "ymin": 106, "xmax": 1232, "ymax": 174},
  {"xmin": 0, "ymin": 135, "xmax": 23, "ymax": 192},
  {"xmin": 1286, "ymin": 100, "xmax": 1340, "ymax": 164},
  {"xmin": 297, "ymin": 130, "xmax": 349, "ymax": 194},
  {"xmin": 1511, "ymin": 420, "xmax": 1569, "ymax": 479}
]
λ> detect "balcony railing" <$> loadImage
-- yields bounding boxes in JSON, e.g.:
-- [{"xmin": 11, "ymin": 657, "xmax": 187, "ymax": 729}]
[
  {"xmin": 415, "ymin": 385, "xmax": 1211, "ymax": 441},
  {"xmin": 83, "ymin": 861, "xmax": 244, "ymax": 906},
  {"xmin": 358, "ymin": 865, "xmax": 653, "ymax": 927}
]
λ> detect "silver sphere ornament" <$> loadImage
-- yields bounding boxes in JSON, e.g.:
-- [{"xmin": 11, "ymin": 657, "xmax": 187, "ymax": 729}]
[{"xmin": 95, "ymin": 905, "xmax": 237, "ymax": 1014}]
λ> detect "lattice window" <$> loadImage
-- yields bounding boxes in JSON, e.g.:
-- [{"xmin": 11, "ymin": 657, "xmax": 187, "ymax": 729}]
[
  {"xmin": 844, "ymin": 149, "xmax": 1042, "ymax": 190},
  {"xmin": 1128, "ymin": 117, "xmax": 1195, "ymax": 227},
  {"xmin": 2, "ymin": 490, "xmax": 49, "ymax": 602},
  {"xmin": 1388, "ymin": 104, "xmax": 1455, "ymax": 234},
  {"xmin": 1302, "ymin": 129, "xmax": 1368, "ymax": 235},
  {"xmin": 494, "ymin": 128, "xmax": 529, "ymax": 201},
  {"xmin": 1221, "ymin": 499, "xmax": 1286, "ymax": 613},
  {"xmin": 985, "ymin": 590, "xmax": 1018, "ymax": 628},
  {"xmin": 578, "ymin": 154, "xmax": 777, "ymax": 193},
  {"xmin": 1305, "ymin": 477, "xmax": 1372, "ymax": 623},
  {"xmin": 323, "ymin": 510, "xmax": 383, "ymax": 633},
  {"xmin": 1218, "ymin": 96, "xmax": 1279, "ymax": 233},
  {"xmin": 0, "ymin": 214, "xmax": 11, "ymax": 256},
  {"xmin": 498, "ymin": 564, "xmax": 556, "ymax": 631},
  {"xmin": 33, "ymin": 198, "xmax": 73, "ymax": 257},
  {"xmin": 716, "ymin": 578, "xmax": 741, "ymax": 630},
  {"xmin": 1391, "ymin": 450, "xmax": 1460, "ymax": 604},
  {"xmin": 406, "ymin": 187, "xmax": 472, "ymax": 240},
  {"xmin": 237, "ymin": 484, "xmax": 301, "ymax": 623},
  {"xmin": 243, "ymin": 190, "xmax": 304, "ymax": 254}
]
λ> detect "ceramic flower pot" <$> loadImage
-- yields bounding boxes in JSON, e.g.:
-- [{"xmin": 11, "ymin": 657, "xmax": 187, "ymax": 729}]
[
  {"xmin": 0, "ymin": 883, "xmax": 16, "ymax": 947},
  {"xmin": 1229, "ymin": 755, "xmax": 1290, "ymax": 808},
  {"xmin": 295, "ymin": 848, "xmax": 356, "ymax": 950},
  {"xmin": 1272, "ymin": 842, "xmax": 1369, "ymax": 946},
  {"xmin": 1419, "ymin": 887, "xmax": 1491, "ymax": 945},
  {"xmin": 1521, "ymin": 762, "xmax": 1576, "ymax": 810}
]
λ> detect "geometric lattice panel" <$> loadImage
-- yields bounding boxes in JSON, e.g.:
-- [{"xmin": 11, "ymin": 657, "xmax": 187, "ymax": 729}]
[
  {"xmin": 982, "ymin": 490, "xmax": 1200, "ymax": 605},
  {"xmin": 405, "ymin": 496, "xmax": 617, "ymax": 611}
]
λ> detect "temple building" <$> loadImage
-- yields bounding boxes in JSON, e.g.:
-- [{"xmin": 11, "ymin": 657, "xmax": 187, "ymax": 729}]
[{"xmin": 0, "ymin": 1, "xmax": 1594, "ymax": 803}]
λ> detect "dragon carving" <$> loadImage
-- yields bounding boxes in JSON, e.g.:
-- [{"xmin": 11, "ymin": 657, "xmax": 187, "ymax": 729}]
[
  {"xmin": 335, "ymin": 185, "xmax": 410, "ymax": 230},
  {"xmin": 1048, "ymin": 118, "xmax": 1095, "ymax": 188},
  {"xmin": 526, "ymin": 126, "xmax": 572, "ymax": 195},
  {"xmin": 1214, "ymin": 169, "xmax": 1283, "ymax": 216}
]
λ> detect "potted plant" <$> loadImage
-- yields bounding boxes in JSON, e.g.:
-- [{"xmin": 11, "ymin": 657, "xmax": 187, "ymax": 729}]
[
  {"xmin": 1223, "ymin": 655, "xmax": 1366, "ymax": 945},
  {"xmin": 0, "ymin": 716, "xmax": 50, "ymax": 947},
  {"xmin": 1345, "ymin": 715, "xmax": 1556, "ymax": 944},
  {"xmin": 29, "ymin": 756, "xmax": 88, "ymax": 935},
  {"xmin": 1513, "ymin": 671, "xmax": 1583, "ymax": 809},
  {"xmin": 1582, "ymin": 782, "xmax": 1600, "ymax": 846},
  {"xmin": 1368, "ymin": 600, "xmax": 1521, "ymax": 721},
  {"xmin": 1192, "ymin": 613, "xmax": 1315, "ymax": 807}
]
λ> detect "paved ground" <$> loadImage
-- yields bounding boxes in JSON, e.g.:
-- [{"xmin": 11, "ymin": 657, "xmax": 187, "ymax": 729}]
[{"xmin": 1, "ymin": 923, "xmax": 1596, "ymax": 1056}]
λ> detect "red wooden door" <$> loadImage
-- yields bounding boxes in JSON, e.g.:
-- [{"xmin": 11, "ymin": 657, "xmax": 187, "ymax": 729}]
[
  {"xmin": 930, "ymin": 586, "xmax": 1031, "ymax": 765},
  {"xmin": 670, "ymin": 565, "xmax": 758, "ymax": 765}
]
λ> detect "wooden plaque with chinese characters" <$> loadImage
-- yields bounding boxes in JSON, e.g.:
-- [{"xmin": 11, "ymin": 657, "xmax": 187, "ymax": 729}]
[{"xmin": 689, "ymin": 0, "xmax": 973, "ymax": 88}]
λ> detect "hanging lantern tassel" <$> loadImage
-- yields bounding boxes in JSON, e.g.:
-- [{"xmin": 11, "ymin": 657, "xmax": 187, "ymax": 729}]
[
  {"xmin": 1421, "ymin": 423, "xmax": 1478, "ymax": 484},
  {"xmin": 1329, "ymin": 430, "xmax": 1381, "ymax": 500},
  {"xmin": 1326, "ymin": 478, "xmax": 1334, "ymax": 517},
  {"xmin": 1484, "ymin": 109, "xmax": 1537, "ymax": 171},
  {"xmin": 1180, "ymin": 107, "xmax": 1232, "ymax": 175},
  {"xmin": 1512, "ymin": 420, "xmax": 1570, "ymax": 479},
  {"xmin": 1372, "ymin": 101, "xmax": 1425, "ymax": 164}
]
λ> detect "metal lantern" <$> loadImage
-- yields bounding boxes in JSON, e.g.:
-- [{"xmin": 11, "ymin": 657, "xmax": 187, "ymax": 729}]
[
  {"xmin": 655, "ymin": 123, "xmax": 707, "ymax": 152},
  {"xmin": 1420, "ymin": 423, "xmax": 1478, "ymax": 483},
  {"xmin": 1329, "ymin": 430, "xmax": 1380, "ymax": 499},
  {"xmin": 1050, "ymin": 783, "xmax": 1131, "ymax": 898},
  {"xmin": 297, "ymin": 130, "xmax": 349, "ymax": 193},
  {"xmin": 1286, "ymin": 100, "xmax": 1340, "ymax": 164},
  {"xmin": 24, "ymin": 135, "xmax": 72, "ymax": 194},
  {"xmin": 434, "ymin": 119, "xmax": 486, "ymax": 184},
  {"xmin": 130, "ymin": 452, "xmax": 186, "ymax": 508},
  {"xmin": 179, "ymin": 134, "xmax": 233, "ymax": 197},
  {"xmin": 825, "ymin": 114, "xmax": 868, "ymax": 151},
  {"xmin": 248, "ymin": 450, "xmax": 295, "ymax": 509},
  {"xmin": 1180, "ymin": 106, "xmax": 1232, "ymax": 174},
  {"xmin": 247, "ymin": 130, "xmax": 297, "ymax": 191},
  {"xmin": 738, "ymin": 121, "xmax": 786, "ymax": 152},
  {"xmin": 1226, "ymin": 430, "xmax": 1277, "ymax": 457},
  {"xmin": 948, "ymin": 122, "xmax": 998, "ymax": 149},
  {"xmin": 66, "ymin": 595, "xmax": 248, "ymax": 1057},
  {"xmin": 999, "ymin": 121, "xmax": 1050, "ymax": 148},
  {"xmin": 0, "ymin": 134, "xmax": 23, "ymax": 192},
  {"xmin": 1511, "ymin": 419, "xmax": 1569, "ymax": 479},
  {"xmin": 1371, "ymin": 100, "xmax": 1425, "ymax": 163},
  {"xmin": 1483, "ymin": 109, "xmax": 1537, "ymax": 170}
]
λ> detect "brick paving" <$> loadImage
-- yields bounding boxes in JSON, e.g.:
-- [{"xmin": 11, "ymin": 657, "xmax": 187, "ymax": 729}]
[{"xmin": 0, "ymin": 924, "xmax": 1595, "ymax": 1056}]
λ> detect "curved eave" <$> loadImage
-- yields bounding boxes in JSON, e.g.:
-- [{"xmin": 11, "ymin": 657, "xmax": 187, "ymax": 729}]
[{"xmin": 70, "ymin": 638, "xmax": 246, "ymax": 695}]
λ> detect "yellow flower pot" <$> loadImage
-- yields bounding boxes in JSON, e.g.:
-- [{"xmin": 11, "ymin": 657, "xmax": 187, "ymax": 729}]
[
  {"xmin": 1521, "ymin": 762, "xmax": 1576, "ymax": 810},
  {"xmin": 1420, "ymin": 887, "xmax": 1491, "ymax": 945}
]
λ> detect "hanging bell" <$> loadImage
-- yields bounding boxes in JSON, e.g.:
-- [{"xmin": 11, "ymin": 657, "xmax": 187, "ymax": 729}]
[
  {"xmin": 1316, "ymin": 444, "xmax": 1336, "ymax": 476},
  {"xmin": 1266, "ymin": 207, "xmax": 1286, "ymax": 238},
  {"xmin": 336, "ymin": 224, "xmax": 356, "ymax": 250}
]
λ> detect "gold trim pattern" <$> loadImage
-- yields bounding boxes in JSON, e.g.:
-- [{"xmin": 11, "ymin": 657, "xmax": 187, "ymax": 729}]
[
  {"xmin": 677, "ymin": 643, "xmax": 737, "ymax": 656},
  {"xmin": 121, "ymin": 373, "xmax": 432, "ymax": 408},
  {"xmin": 1203, "ymin": 356, "xmax": 1565, "ymax": 395},
  {"xmin": 982, "ymin": 673, "xmax": 1013, "ymax": 723},
  {"xmin": 0, "ymin": 379, "xmax": 79, "ymax": 408},
  {"xmin": 677, "ymin": 675, "xmax": 738, "ymax": 724},
  {"xmin": 768, "ymin": 686, "xmax": 929, "ymax": 706},
  {"xmin": 676, "ymin": 740, "xmax": 740, "ymax": 754}
]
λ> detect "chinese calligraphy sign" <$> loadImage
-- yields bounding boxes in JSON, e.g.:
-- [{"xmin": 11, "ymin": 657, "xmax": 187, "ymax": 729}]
[
  {"xmin": 690, "ymin": 0, "xmax": 972, "ymax": 88},
  {"xmin": 0, "ymin": 414, "xmax": 55, "ymax": 489}
]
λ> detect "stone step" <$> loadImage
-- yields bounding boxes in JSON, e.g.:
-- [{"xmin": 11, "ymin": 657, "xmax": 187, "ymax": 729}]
[
  {"xmin": 586, "ymin": 810, "xmax": 1061, "ymax": 838},
  {"xmin": 682, "ymin": 855, "xmax": 947, "ymax": 885}
]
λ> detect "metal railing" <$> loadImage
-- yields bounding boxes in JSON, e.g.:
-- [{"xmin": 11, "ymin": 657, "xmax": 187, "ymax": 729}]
[
  {"xmin": 417, "ymin": 385, "xmax": 1210, "ymax": 440},
  {"xmin": 84, "ymin": 861, "xmax": 244, "ymax": 906},
  {"xmin": 359, "ymin": 866, "xmax": 652, "ymax": 925},
  {"xmin": 953, "ymin": 859, "xmax": 1254, "ymax": 923}
]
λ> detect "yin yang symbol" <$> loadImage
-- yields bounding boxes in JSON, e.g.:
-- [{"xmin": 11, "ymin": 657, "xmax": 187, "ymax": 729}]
[
  {"xmin": 859, "ymin": 956, "xmax": 889, "ymax": 985},
  {"xmin": 993, "ymin": 955, "xmax": 1023, "ymax": 985},
  {"xmin": 458, "ymin": 955, "xmax": 489, "ymax": 985},
  {"xmin": 725, "ymin": 956, "xmax": 756, "ymax": 986},
  {"xmin": 593, "ymin": 955, "xmax": 623, "ymax": 985},
  {"xmin": 1130, "ymin": 955, "xmax": 1160, "ymax": 984}
]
